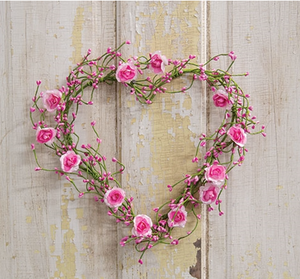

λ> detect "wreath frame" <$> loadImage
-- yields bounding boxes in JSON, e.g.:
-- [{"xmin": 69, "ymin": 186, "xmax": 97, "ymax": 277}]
[{"xmin": 30, "ymin": 41, "xmax": 265, "ymax": 263}]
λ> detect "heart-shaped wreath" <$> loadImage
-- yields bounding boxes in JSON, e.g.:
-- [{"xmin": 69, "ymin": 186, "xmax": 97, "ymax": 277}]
[{"xmin": 30, "ymin": 41, "xmax": 265, "ymax": 264}]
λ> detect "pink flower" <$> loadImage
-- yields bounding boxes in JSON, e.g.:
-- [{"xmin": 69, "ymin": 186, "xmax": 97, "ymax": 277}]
[
  {"xmin": 171, "ymin": 239, "xmax": 179, "ymax": 245},
  {"xmin": 227, "ymin": 126, "xmax": 247, "ymax": 147},
  {"xmin": 116, "ymin": 61, "xmax": 138, "ymax": 83},
  {"xmin": 104, "ymin": 187, "xmax": 126, "ymax": 208},
  {"xmin": 212, "ymin": 89, "xmax": 232, "ymax": 109},
  {"xmin": 36, "ymin": 127, "xmax": 56, "ymax": 144},
  {"xmin": 228, "ymin": 51, "xmax": 237, "ymax": 61},
  {"xmin": 199, "ymin": 183, "xmax": 220, "ymax": 204},
  {"xmin": 149, "ymin": 51, "xmax": 168, "ymax": 74},
  {"xmin": 42, "ymin": 89, "xmax": 62, "ymax": 112},
  {"xmin": 132, "ymin": 214, "xmax": 153, "ymax": 237},
  {"xmin": 205, "ymin": 164, "xmax": 226, "ymax": 185},
  {"xmin": 168, "ymin": 206, "xmax": 187, "ymax": 228},
  {"xmin": 60, "ymin": 150, "xmax": 81, "ymax": 172}
]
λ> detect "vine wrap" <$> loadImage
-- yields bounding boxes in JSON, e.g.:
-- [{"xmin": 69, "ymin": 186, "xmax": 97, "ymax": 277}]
[{"xmin": 30, "ymin": 41, "xmax": 266, "ymax": 263}]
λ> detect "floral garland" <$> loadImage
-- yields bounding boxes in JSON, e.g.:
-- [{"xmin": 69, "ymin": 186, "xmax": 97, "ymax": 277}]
[{"xmin": 30, "ymin": 41, "xmax": 265, "ymax": 264}]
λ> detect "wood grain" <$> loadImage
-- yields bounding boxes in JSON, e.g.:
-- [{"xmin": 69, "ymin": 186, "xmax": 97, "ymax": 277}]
[
  {"xmin": 1, "ymin": 2, "xmax": 118, "ymax": 278},
  {"xmin": 1, "ymin": 1, "xmax": 299, "ymax": 278},
  {"xmin": 117, "ymin": 2, "xmax": 207, "ymax": 278},
  {"xmin": 208, "ymin": 2, "xmax": 300, "ymax": 278}
]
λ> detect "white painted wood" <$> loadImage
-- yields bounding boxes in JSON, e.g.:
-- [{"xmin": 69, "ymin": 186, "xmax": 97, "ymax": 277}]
[
  {"xmin": 1, "ymin": 1, "xmax": 209, "ymax": 278},
  {"xmin": 0, "ymin": 2, "xmax": 118, "ymax": 278},
  {"xmin": 2, "ymin": 1, "xmax": 299, "ymax": 278},
  {"xmin": 208, "ymin": 2, "xmax": 300, "ymax": 278},
  {"xmin": 117, "ymin": 2, "xmax": 207, "ymax": 278}
]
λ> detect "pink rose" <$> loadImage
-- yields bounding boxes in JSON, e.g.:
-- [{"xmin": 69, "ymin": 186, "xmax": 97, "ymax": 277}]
[
  {"xmin": 104, "ymin": 187, "xmax": 125, "ymax": 208},
  {"xmin": 42, "ymin": 90, "xmax": 62, "ymax": 112},
  {"xmin": 205, "ymin": 164, "xmax": 226, "ymax": 185},
  {"xmin": 116, "ymin": 61, "xmax": 138, "ymax": 82},
  {"xmin": 60, "ymin": 150, "xmax": 81, "ymax": 172},
  {"xmin": 227, "ymin": 126, "xmax": 247, "ymax": 147},
  {"xmin": 36, "ymin": 127, "xmax": 56, "ymax": 144},
  {"xmin": 212, "ymin": 89, "xmax": 231, "ymax": 109},
  {"xmin": 149, "ymin": 51, "xmax": 168, "ymax": 74},
  {"xmin": 199, "ymin": 183, "xmax": 220, "ymax": 204},
  {"xmin": 168, "ymin": 206, "xmax": 187, "ymax": 228},
  {"xmin": 132, "ymin": 214, "xmax": 153, "ymax": 237}
]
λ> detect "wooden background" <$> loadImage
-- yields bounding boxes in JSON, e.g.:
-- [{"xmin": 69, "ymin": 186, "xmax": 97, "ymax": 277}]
[{"xmin": 1, "ymin": 1, "xmax": 299, "ymax": 278}]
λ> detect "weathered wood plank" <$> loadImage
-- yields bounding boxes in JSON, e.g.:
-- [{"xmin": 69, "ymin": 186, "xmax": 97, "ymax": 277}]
[
  {"xmin": 4, "ymin": 1, "xmax": 299, "ymax": 278},
  {"xmin": 117, "ymin": 2, "xmax": 207, "ymax": 278},
  {"xmin": 208, "ymin": 2, "xmax": 300, "ymax": 278},
  {"xmin": 0, "ymin": 2, "xmax": 117, "ymax": 278}
]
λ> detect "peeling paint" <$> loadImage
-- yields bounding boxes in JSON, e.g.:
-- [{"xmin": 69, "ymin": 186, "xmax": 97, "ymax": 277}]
[
  {"xmin": 268, "ymin": 257, "xmax": 273, "ymax": 266},
  {"xmin": 71, "ymin": 6, "xmax": 84, "ymax": 63},
  {"xmin": 256, "ymin": 243, "xmax": 262, "ymax": 262},
  {"xmin": 81, "ymin": 225, "xmax": 88, "ymax": 231},
  {"xmin": 129, "ymin": 2, "xmax": 202, "ymax": 276},
  {"xmin": 50, "ymin": 224, "xmax": 58, "ymax": 242},
  {"xmin": 76, "ymin": 208, "xmax": 84, "ymax": 219},
  {"xmin": 283, "ymin": 271, "xmax": 294, "ymax": 279},
  {"xmin": 26, "ymin": 216, "xmax": 32, "ymax": 223},
  {"xmin": 82, "ymin": 243, "xmax": 89, "ymax": 249},
  {"xmin": 50, "ymin": 186, "xmax": 78, "ymax": 279}
]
